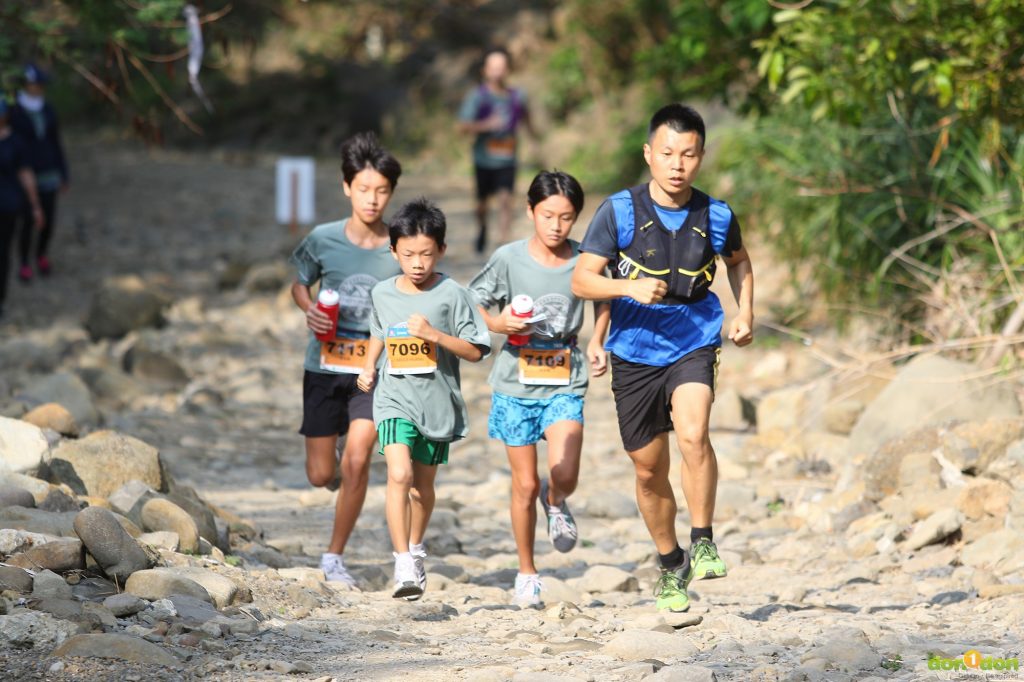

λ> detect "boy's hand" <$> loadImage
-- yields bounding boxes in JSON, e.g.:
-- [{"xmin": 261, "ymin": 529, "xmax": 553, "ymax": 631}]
[
  {"xmin": 407, "ymin": 314, "xmax": 440, "ymax": 343},
  {"xmin": 728, "ymin": 314, "xmax": 754, "ymax": 347},
  {"xmin": 499, "ymin": 304, "xmax": 531, "ymax": 336},
  {"xmin": 587, "ymin": 339, "xmax": 608, "ymax": 377},
  {"xmin": 356, "ymin": 366, "xmax": 376, "ymax": 393},
  {"xmin": 627, "ymin": 278, "xmax": 667, "ymax": 305},
  {"xmin": 306, "ymin": 304, "xmax": 334, "ymax": 336}
]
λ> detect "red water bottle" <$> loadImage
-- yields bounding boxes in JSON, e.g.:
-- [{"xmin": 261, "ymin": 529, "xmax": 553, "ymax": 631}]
[
  {"xmin": 315, "ymin": 288, "xmax": 340, "ymax": 341},
  {"xmin": 507, "ymin": 294, "xmax": 533, "ymax": 347}
]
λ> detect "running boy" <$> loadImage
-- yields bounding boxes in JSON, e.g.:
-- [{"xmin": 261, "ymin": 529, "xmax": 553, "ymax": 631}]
[
  {"xmin": 572, "ymin": 104, "xmax": 754, "ymax": 613},
  {"xmin": 469, "ymin": 171, "xmax": 609, "ymax": 607},
  {"xmin": 290, "ymin": 132, "xmax": 402, "ymax": 586},
  {"xmin": 357, "ymin": 198, "xmax": 490, "ymax": 600}
]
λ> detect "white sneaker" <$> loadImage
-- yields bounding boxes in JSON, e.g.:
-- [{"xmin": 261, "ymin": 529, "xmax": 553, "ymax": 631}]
[
  {"xmin": 320, "ymin": 553, "xmax": 356, "ymax": 586},
  {"xmin": 513, "ymin": 573, "xmax": 543, "ymax": 608},
  {"xmin": 407, "ymin": 544, "xmax": 427, "ymax": 600},
  {"xmin": 392, "ymin": 552, "xmax": 423, "ymax": 600}
]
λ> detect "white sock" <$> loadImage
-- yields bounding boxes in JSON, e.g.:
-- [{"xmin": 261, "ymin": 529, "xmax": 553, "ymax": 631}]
[
  {"xmin": 321, "ymin": 552, "xmax": 342, "ymax": 562},
  {"xmin": 395, "ymin": 551, "xmax": 412, "ymax": 561},
  {"xmin": 410, "ymin": 543, "xmax": 425, "ymax": 555}
]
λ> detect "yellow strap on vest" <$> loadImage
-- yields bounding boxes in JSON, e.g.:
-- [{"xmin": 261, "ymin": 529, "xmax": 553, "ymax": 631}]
[
  {"xmin": 677, "ymin": 256, "xmax": 717, "ymax": 280},
  {"xmin": 617, "ymin": 252, "xmax": 671, "ymax": 279}
]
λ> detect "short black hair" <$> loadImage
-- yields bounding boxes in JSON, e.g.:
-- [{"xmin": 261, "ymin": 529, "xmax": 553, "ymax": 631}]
[
  {"xmin": 389, "ymin": 197, "xmax": 446, "ymax": 249},
  {"xmin": 527, "ymin": 170, "xmax": 584, "ymax": 214},
  {"xmin": 482, "ymin": 46, "xmax": 512, "ymax": 68},
  {"xmin": 648, "ymin": 104, "xmax": 705, "ymax": 148},
  {"xmin": 339, "ymin": 131, "xmax": 402, "ymax": 188}
]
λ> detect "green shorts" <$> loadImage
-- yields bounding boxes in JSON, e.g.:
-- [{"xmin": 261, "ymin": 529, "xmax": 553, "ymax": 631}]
[{"xmin": 377, "ymin": 418, "xmax": 450, "ymax": 466}]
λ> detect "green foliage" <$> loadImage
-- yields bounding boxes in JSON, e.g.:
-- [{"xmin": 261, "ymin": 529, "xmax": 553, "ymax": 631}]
[
  {"xmin": 722, "ymin": 1, "xmax": 1024, "ymax": 336},
  {"xmin": 882, "ymin": 654, "xmax": 903, "ymax": 672}
]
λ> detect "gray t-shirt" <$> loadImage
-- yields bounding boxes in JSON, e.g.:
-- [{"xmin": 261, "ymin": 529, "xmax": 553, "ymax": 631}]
[
  {"xmin": 369, "ymin": 275, "xmax": 491, "ymax": 442},
  {"xmin": 469, "ymin": 239, "xmax": 589, "ymax": 398},
  {"xmin": 290, "ymin": 219, "xmax": 401, "ymax": 374}
]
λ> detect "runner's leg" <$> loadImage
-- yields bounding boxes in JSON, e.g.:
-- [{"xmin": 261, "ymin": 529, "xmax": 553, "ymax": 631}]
[
  {"xmin": 627, "ymin": 433, "xmax": 678, "ymax": 554},
  {"xmin": 496, "ymin": 187, "xmax": 513, "ymax": 244},
  {"xmin": 326, "ymin": 418, "xmax": 375, "ymax": 555},
  {"xmin": 669, "ymin": 383, "xmax": 717, "ymax": 528},
  {"xmin": 383, "ymin": 443, "xmax": 415, "ymax": 553},
  {"xmin": 305, "ymin": 435, "xmax": 339, "ymax": 488},
  {"xmin": 409, "ymin": 460, "xmax": 438, "ymax": 547},
  {"xmin": 506, "ymin": 443, "xmax": 540, "ymax": 574},
  {"xmin": 543, "ymin": 420, "xmax": 582, "ymax": 506}
]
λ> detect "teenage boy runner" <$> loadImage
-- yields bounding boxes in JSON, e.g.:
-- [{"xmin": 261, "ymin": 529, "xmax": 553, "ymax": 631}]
[
  {"xmin": 457, "ymin": 47, "xmax": 536, "ymax": 254},
  {"xmin": 290, "ymin": 132, "xmax": 403, "ymax": 586},
  {"xmin": 469, "ymin": 170, "xmax": 610, "ymax": 607},
  {"xmin": 571, "ymin": 104, "xmax": 754, "ymax": 613},
  {"xmin": 357, "ymin": 198, "xmax": 491, "ymax": 600}
]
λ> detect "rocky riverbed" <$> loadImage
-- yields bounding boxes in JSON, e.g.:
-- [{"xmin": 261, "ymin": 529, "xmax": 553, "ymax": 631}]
[{"xmin": 1, "ymin": 141, "xmax": 1022, "ymax": 681}]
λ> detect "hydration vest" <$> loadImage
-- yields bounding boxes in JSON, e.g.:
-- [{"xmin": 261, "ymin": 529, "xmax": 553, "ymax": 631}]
[{"xmin": 613, "ymin": 184, "xmax": 718, "ymax": 304}]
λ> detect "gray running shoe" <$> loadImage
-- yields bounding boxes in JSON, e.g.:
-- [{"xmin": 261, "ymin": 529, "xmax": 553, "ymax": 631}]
[{"xmin": 539, "ymin": 479, "xmax": 578, "ymax": 553}]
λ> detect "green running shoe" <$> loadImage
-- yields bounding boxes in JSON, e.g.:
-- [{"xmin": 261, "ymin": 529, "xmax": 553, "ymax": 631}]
[
  {"xmin": 690, "ymin": 537, "xmax": 727, "ymax": 580},
  {"xmin": 654, "ymin": 565, "xmax": 691, "ymax": 612}
]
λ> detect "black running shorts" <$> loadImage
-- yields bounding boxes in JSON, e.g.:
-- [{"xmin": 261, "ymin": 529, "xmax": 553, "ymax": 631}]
[
  {"xmin": 299, "ymin": 371, "xmax": 374, "ymax": 438},
  {"xmin": 610, "ymin": 345, "xmax": 720, "ymax": 452},
  {"xmin": 474, "ymin": 165, "xmax": 516, "ymax": 200}
]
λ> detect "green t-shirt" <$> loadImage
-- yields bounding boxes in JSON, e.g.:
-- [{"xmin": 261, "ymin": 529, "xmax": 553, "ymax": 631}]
[
  {"xmin": 290, "ymin": 219, "xmax": 401, "ymax": 374},
  {"xmin": 369, "ymin": 275, "xmax": 491, "ymax": 442},
  {"xmin": 468, "ymin": 239, "xmax": 590, "ymax": 398}
]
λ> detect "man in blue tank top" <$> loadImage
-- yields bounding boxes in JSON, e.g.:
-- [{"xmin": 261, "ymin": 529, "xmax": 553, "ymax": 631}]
[{"xmin": 572, "ymin": 104, "xmax": 754, "ymax": 613}]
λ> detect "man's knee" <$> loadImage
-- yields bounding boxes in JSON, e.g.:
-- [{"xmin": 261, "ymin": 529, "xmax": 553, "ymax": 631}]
[
  {"xmin": 675, "ymin": 423, "xmax": 710, "ymax": 455},
  {"xmin": 387, "ymin": 466, "xmax": 414, "ymax": 489},
  {"xmin": 512, "ymin": 475, "xmax": 540, "ymax": 503},
  {"xmin": 550, "ymin": 467, "xmax": 578, "ymax": 496},
  {"xmin": 307, "ymin": 467, "xmax": 334, "ymax": 488}
]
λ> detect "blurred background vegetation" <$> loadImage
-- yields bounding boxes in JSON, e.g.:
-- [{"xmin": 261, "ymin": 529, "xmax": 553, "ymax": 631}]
[{"xmin": 2, "ymin": 0, "xmax": 1021, "ymax": 358}]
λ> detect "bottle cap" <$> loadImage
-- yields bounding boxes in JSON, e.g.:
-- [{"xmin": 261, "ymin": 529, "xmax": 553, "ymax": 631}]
[
  {"xmin": 318, "ymin": 288, "xmax": 340, "ymax": 306},
  {"xmin": 511, "ymin": 294, "xmax": 533, "ymax": 316}
]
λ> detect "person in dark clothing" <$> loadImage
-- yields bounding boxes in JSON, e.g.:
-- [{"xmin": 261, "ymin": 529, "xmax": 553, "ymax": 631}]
[
  {"xmin": 9, "ymin": 63, "xmax": 68, "ymax": 282},
  {"xmin": 0, "ymin": 93, "xmax": 44, "ymax": 319}
]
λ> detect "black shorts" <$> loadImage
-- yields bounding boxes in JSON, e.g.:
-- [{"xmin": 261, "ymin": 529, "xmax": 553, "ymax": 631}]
[
  {"xmin": 299, "ymin": 371, "xmax": 374, "ymax": 438},
  {"xmin": 475, "ymin": 165, "xmax": 516, "ymax": 200},
  {"xmin": 610, "ymin": 346, "xmax": 720, "ymax": 452}
]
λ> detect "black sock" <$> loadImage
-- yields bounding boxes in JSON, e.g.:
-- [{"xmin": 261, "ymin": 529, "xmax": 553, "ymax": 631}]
[
  {"xmin": 690, "ymin": 526, "xmax": 713, "ymax": 544},
  {"xmin": 658, "ymin": 545, "xmax": 687, "ymax": 571}
]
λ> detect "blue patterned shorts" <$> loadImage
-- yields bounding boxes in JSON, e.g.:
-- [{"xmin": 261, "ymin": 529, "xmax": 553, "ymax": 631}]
[{"xmin": 488, "ymin": 392, "xmax": 584, "ymax": 447}]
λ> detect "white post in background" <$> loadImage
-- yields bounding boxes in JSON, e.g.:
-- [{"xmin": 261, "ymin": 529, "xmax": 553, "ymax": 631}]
[{"xmin": 276, "ymin": 157, "xmax": 315, "ymax": 234}]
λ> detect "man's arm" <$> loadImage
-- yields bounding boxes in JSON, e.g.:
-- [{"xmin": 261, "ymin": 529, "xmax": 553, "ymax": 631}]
[
  {"xmin": 571, "ymin": 253, "xmax": 667, "ymax": 304},
  {"xmin": 290, "ymin": 281, "xmax": 333, "ymax": 337},
  {"xmin": 723, "ymin": 246, "xmax": 754, "ymax": 347}
]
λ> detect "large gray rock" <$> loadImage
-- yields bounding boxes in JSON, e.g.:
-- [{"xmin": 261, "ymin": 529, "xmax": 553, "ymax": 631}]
[
  {"xmin": 107, "ymin": 480, "xmax": 157, "ymax": 522},
  {"xmin": 0, "ymin": 611, "xmax": 78, "ymax": 650},
  {"xmin": 124, "ymin": 568, "xmax": 212, "ymax": 604},
  {"xmin": 0, "ymin": 416, "xmax": 49, "ymax": 475},
  {"xmin": 803, "ymin": 632, "xmax": 880, "ymax": 672},
  {"xmin": 38, "ymin": 488, "xmax": 79, "ymax": 513},
  {"xmin": 849, "ymin": 355, "xmax": 1020, "ymax": 457},
  {"xmin": 0, "ymin": 471, "xmax": 51, "ymax": 502},
  {"xmin": 53, "ymin": 633, "xmax": 179, "ymax": 667},
  {"xmin": 603, "ymin": 630, "xmax": 699, "ymax": 661},
  {"xmin": 122, "ymin": 342, "xmax": 189, "ymax": 387},
  {"xmin": 0, "ymin": 484, "xmax": 35, "ymax": 509},
  {"xmin": 140, "ymin": 498, "xmax": 199, "ymax": 554},
  {"xmin": 46, "ymin": 431, "xmax": 165, "ymax": 498},
  {"xmin": 31, "ymin": 569, "xmax": 73, "ymax": 600},
  {"xmin": 102, "ymin": 593, "xmax": 148, "ymax": 617},
  {"xmin": 0, "ymin": 528, "xmax": 55, "ymax": 555},
  {"xmin": 85, "ymin": 275, "xmax": 168, "ymax": 340},
  {"xmin": 0, "ymin": 507, "xmax": 77, "ymax": 537},
  {"xmin": 15, "ymin": 373, "xmax": 99, "ymax": 428},
  {"xmin": 73, "ymin": 506, "xmax": 155, "ymax": 582},
  {"xmin": 0, "ymin": 565, "xmax": 34, "ymax": 592},
  {"xmin": 76, "ymin": 367, "xmax": 145, "ymax": 409},
  {"xmin": 8, "ymin": 538, "xmax": 84, "ymax": 572},
  {"xmin": 710, "ymin": 387, "xmax": 751, "ymax": 431}
]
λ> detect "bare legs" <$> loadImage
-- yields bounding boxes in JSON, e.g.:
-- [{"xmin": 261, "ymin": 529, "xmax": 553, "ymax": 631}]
[
  {"xmin": 505, "ymin": 420, "xmax": 583, "ymax": 574},
  {"xmin": 304, "ymin": 418, "xmax": 377, "ymax": 554}
]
